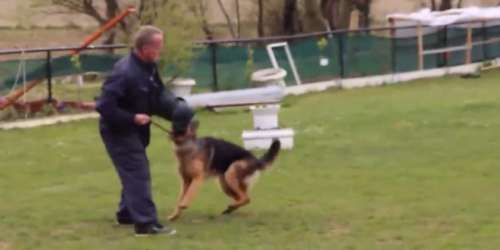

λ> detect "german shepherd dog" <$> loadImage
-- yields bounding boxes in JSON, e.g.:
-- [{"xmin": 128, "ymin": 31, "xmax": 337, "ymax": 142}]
[{"xmin": 167, "ymin": 120, "xmax": 281, "ymax": 221}]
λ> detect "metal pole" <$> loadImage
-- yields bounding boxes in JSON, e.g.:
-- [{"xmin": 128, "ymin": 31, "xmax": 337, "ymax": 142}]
[
  {"xmin": 338, "ymin": 32, "xmax": 346, "ymax": 78},
  {"xmin": 465, "ymin": 26, "xmax": 473, "ymax": 64},
  {"xmin": 46, "ymin": 50, "xmax": 53, "ymax": 103},
  {"xmin": 482, "ymin": 21, "xmax": 488, "ymax": 60},
  {"xmin": 389, "ymin": 18, "xmax": 396, "ymax": 74},
  {"xmin": 442, "ymin": 26, "xmax": 448, "ymax": 67},
  {"xmin": 210, "ymin": 43, "xmax": 219, "ymax": 91},
  {"xmin": 0, "ymin": 44, "xmax": 128, "ymax": 56}
]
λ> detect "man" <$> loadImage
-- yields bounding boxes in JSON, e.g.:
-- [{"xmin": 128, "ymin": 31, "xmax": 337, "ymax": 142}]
[{"xmin": 96, "ymin": 26, "xmax": 194, "ymax": 236}]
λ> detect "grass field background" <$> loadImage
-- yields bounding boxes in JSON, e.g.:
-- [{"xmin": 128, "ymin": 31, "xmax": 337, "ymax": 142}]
[{"xmin": 2, "ymin": 70, "xmax": 500, "ymax": 249}]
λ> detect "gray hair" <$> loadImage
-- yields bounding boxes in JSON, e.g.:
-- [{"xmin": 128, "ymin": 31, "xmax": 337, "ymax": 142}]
[{"xmin": 133, "ymin": 25, "xmax": 163, "ymax": 50}]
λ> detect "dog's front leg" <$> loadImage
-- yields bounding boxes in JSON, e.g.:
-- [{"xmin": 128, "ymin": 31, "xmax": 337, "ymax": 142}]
[
  {"xmin": 168, "ymin": 177, "xmax": 203, "ymax": 221},
  {"xmin": 168, "ymin": 177, "xmax": 190, "ymax": 221}
]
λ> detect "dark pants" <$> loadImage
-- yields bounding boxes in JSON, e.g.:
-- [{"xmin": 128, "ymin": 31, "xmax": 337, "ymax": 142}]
[{"xmin": 100, "ymin": 127, "xmax": 158, "ymax": 225}]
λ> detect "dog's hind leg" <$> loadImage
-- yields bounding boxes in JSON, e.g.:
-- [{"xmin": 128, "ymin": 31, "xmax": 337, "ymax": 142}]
[
  {"xmin": 221, "ymin": 162, "xmax": 251, "ymax": 214},
  {"xmin": 219, "ymin": 176, "xmax": 239, "ymax": 200}
]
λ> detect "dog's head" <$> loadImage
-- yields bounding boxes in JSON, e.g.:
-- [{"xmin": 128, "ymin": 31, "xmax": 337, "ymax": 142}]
[{"xmin": 169, "ymin": 120, "xmax": 199, "ymax": 146}]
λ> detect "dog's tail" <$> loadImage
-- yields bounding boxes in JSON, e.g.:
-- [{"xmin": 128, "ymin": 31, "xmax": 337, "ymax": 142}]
[{"xmin": 256, "ymin": 139, "xmax": 281, "ymax": 170}]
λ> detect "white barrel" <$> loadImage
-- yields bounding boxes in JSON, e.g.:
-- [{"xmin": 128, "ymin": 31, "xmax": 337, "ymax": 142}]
[
  {"xmin": 251, "ymin": 68, "xmax": 287, "ymax": 87},
  {"xmin": 170, "ymin": 78, "xmax": 196, "ymax": 97}
]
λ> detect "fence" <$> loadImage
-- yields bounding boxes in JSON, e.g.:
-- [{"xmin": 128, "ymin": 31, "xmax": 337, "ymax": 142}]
[{"xmin": 3, "ymin": 21, "xmax": 500, "ymax": 99}]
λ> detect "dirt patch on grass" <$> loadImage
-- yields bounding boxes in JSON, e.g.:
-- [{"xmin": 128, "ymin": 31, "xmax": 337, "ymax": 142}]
[
  {"xmin": 50, "ymin": 222, "xmax": 93, "ymax": 237},
  {"xmin": 329, "ymin": 219, "xmax": 351, "ymax": 238},
  {"xmin": 0, "ymin": 241, "xmax": 11, "ymax": 250}
]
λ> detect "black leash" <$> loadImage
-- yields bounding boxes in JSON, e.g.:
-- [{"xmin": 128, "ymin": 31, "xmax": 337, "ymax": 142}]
[{"xmin": 151, "ymin": 120, "xmax": 170, "ymax": 134}]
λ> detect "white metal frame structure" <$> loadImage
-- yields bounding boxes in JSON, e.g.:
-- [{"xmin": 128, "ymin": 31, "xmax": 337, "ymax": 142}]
[
  {"xmin": 388, "ymin": 7, "xmax": 500, "ymax": 70},
  {"xmin": 266, "ymin": 42, "xmax": 302, "ymax": 85}
]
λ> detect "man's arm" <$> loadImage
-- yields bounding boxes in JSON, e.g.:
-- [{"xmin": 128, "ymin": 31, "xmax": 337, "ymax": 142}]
[
  {"xmin": 96, "ymin": 72, "xmax": 136, "ymax": 127},
  {"xmin": 153, "ymin": 87, "xmax": 178, "ymax": 121}
]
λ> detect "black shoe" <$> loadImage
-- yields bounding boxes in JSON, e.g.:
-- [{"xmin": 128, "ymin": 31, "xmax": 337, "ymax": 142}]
[
  {"xmin": 116, "ymin": 216, "xmax": 134, "ymax": 225},
  {"xmin": 116, "ymin": 210, "xmax": 134, "ymax": 225},
  {"xmin": 134, "ymin": 223, "xmax": 176, "ymax": 237}
]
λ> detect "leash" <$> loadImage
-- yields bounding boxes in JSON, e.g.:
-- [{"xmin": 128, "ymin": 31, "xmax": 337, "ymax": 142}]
[{"xmin": 151, "ymin": 119, "xmax": 170, "ymax": 134}]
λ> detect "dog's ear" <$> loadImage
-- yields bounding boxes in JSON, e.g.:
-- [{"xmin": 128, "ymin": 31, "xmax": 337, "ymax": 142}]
[
  {"xmin": 188, "ymin": 120, "xmax": 199, "ymax": 134},
  {"xmin": 166, "ymin": 130, "xmax": 174, "ymax": 139}
]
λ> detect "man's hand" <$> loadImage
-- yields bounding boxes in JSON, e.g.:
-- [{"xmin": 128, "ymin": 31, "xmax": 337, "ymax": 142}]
[{"xmin": 134, "ymin": 113, "xmax": 151, "ymax": 126}]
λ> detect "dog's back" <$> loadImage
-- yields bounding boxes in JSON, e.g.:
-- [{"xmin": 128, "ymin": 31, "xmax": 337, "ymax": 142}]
[
  {"xmin": 200, "ymin": 137, "xmax": 255, "ymax": 174},
  {"xmin": 200, "ymin": 137, "xmax": 281, "ymax": 175}
]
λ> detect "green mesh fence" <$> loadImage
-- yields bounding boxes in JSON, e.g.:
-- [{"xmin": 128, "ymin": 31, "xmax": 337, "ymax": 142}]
[
  {"xmin": 393, "ymin": 25, "xmax": 500, "ymax": 72},
  {"xmin": 0, "ymin": 54, "xmax": 122, "ymax": 96},
  {"xmin": 3, "ymin": 25, "xmax": 500, "ymax": 96}
]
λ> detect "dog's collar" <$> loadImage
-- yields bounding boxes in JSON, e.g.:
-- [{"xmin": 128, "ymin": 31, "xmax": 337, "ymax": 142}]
[
  {"xmin": 175, "ymin": 140, "xmax": 197, "ymax": 153},
  {"xmin": 207, "ymin": 146, "xmax": 215, "ymax": 169},
  {"xmin": 197, "ymin": 139, "xmax": 215, "ymax": 169}
]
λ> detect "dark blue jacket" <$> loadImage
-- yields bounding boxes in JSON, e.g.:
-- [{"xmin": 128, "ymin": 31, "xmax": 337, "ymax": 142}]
[{"xmin": 96, "ymin": 52, "xmax": 178, "ymax": 146}]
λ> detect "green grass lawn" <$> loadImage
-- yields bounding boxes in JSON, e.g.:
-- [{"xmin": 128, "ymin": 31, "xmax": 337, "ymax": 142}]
[{"xmin": 2, "ymin": 70, "xmax": 500, "ymax": 250}]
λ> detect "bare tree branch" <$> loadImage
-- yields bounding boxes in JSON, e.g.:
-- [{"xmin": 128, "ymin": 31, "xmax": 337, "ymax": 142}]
[
  {"xmin": 82, "ymin": 0, "xmax": 106, "ymax": 24},
  {"xmin": 52, "ymin": 0, "xmax": 106, "ymax": 24},
  {"xmin": 235, "ymin": 0, "xmax": 241, "ymax": 38},
  {"xmin": 216, "ymin": 0, "xmax": 237, "ymax": 38},
  {"xmin": 186, "ymin": 0, "xmax": 213, "ymax": 38}
]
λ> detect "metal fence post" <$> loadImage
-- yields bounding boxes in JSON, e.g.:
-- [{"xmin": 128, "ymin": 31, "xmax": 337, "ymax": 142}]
[
  {"xmin": 482, "ymin": 21, "xmax": 488, "ymax": 60},
  {"xmin": 46, "ymin": 50, "xmax": 53, "ymax": 103},
  {"xmin": 338, "ymin": 32, "xmax": 346, "ymax": 78},
  {"xmin": 389, "ymin": 18, "xmax": 396, "ymax": 74},
  {"xmin": 210, "ymin": 42, "xmax": 219, "ymax": 91},
  {"xmin": 441, "ymin": 26, "xmax": 448, "ymax": 67}
]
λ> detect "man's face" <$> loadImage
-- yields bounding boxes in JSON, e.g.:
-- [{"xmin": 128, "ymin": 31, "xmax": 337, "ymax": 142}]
[{"xmin": 140, "ymin": 33, "xmax": 164, "ymax": 63}]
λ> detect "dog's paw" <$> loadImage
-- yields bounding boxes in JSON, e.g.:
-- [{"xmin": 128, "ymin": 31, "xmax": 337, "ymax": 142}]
[
  {"xmin": 168, "ymin": 213, "xmax": 180, "ymax": 221},
  {"xmin": 221, "ymin": 206, "xmax": 236, "ymax": 215}
]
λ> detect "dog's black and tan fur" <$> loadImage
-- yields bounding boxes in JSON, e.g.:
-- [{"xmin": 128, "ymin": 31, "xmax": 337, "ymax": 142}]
[{"xmin": 167, "ymin": 121, "xmax": 280, "ymax": 221}]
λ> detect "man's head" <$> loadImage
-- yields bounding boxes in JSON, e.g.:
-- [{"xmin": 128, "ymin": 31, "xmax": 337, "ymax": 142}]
[{"xmin": 133, "ymin": 25, "xmax": 164, "ymax": 63}]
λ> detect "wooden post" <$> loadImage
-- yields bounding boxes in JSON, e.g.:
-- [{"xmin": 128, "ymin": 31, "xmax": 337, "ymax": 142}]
[
  {"xmin": 465, "ymin": 26, "xmax": 473, "ymax": 64},
  {"xmin": 417, "ymin": 23, "xmax": 424, "ymax": 70}
]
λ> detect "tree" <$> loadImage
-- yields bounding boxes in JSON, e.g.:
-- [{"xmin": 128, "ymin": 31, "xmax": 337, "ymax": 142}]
[
  {"xmin": 137, "ymin": 0, "xmax": 169, "ymax": 25},
  {"xmin": 320, "ymin": 0, "xmax": 372, "ymax": 30},
  {"xmin": 184, "ymin": 0, "xmax": 213, "ymax": 39},
  {"xmin": 440, "ymin": 0, "xmax": 452, "ymax": 10},
  {"xmin": 429, "ymin": 0, "xmax": 463, "ymax": 11},
  {"xmin": 356, "ymin": 0, "xmax": 372, "ymax": 29},
  {"xmin": 431, "ymin": 0, "xmax": 437, "ymax": 10},
  {"xmin": 303, "ymin": 0, "xmax": 327, "ymax": 32},
  {"xmin": 257, "ymin": 0, "xmax": 264, "ymax": 36},
  {"xmin": 283, "ymin": 0, "xmax": 299, "ymax": 35},
  {"xmin": 216, "ymin": 0, "xmax": 237, "ymax": 39},
  {"xmin": 149, "ymin": 1, "xmax": 201, "ymax": 77},
  {"xmin": 36, "ymin": 0, "xmax": 178, "ymax": 45},
  {"xmin": 48, "ymin": 0, "xmax": 134, "ymax": 45}
]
